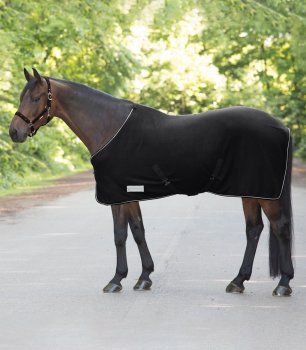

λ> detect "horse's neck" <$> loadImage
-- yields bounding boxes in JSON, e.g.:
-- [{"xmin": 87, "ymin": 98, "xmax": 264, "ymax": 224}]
[{"xmin": 51, "ymin": 79, "xmax": 133, "ymax": 155}]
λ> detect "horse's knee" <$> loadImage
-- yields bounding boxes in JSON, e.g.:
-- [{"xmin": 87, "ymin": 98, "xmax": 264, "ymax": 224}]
[
  {"xmin": 132, "ymin": 225, "xmax": 145, "ymax": 245},
  {"xmin": 246, "ymin": 221, "xmax": 264, "ymax": 240},
  {"xmin": 114, "ymin": 228, "xmax": 128, "ymax": 247},
  {"xmin": 129, "ymin": 216, "xmax": 145, "ymax": 245}
]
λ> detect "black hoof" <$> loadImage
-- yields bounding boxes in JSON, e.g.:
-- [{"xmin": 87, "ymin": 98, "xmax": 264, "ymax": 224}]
[
  {"xmin": 272, "ymin": 285, "xmax": 292, "ymax": 297},
  {"xmin": 103, "ymin": 282, "xmax": 122, "ymax": 293},
  {"xmin": 226, "ymin": 281, "xmax": 245, "ymax": 294},
  {"xmin": 133, "ymin": 279, "xmax": 152, "ymax": 291}
]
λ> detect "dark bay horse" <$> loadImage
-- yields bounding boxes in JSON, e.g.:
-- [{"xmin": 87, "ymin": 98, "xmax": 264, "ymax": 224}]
[{"xmin": 9, "ymin": 68, "xmax": 294, "ymax": 296}]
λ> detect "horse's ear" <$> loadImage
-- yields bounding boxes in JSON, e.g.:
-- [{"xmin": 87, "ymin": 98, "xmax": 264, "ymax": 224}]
[
  {"xmin": 24, "ymin": 68, "xmax": 33, "ymax": 82},
  {"xmin": 32, "ymin": 68, "xmax": 42, "ymax": 84}
]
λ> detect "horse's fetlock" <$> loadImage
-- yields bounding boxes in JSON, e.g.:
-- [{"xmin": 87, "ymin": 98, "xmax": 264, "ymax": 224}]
[
  {"xmin": 143, "ymin": 263, "xmax": 154, "ymax": 273},
  {"xmin": 116, "ymin": 268, "xmax": 128, "ymax": 278}
]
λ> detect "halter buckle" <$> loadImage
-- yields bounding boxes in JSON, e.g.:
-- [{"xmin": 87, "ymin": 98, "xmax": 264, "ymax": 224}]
[{"xmin": 48, "ymin": 92, "xmax": 52, "ymax": 101}]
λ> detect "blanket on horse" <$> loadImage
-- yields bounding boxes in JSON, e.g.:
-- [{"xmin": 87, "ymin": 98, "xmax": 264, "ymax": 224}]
[{"xmin": 91, "ymin": 105, "xmax": 290, "ymax": 205}]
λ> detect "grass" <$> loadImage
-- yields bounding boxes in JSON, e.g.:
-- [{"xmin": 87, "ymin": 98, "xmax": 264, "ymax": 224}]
[{"xmin": 0, "ymin": 166, "xmax": 91, "ymax": 198}]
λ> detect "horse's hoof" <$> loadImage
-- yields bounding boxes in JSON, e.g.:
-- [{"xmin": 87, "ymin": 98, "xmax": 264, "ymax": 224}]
[
  {"xmin": 272, "ymin": 285, "xmax": 292, "ymax": 297},
  {"xmin": 226, "ymin": 281, "xmax": 245, "ymax": 294},
  {"xmin": 133, "ymin": 279, "xmax": 152, "ymax": 291},
  {"xmin": 103, "ymin": 282, "xmax": 122, "ymax": 293}
]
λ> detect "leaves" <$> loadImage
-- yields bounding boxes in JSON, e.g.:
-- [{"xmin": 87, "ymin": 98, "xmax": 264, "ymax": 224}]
[{"xmin": 0, "ymin": 0, "xmax": 142, "ymax": 190}]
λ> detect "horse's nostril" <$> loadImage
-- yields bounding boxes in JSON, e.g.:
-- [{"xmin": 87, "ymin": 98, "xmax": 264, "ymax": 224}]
[{"xmin": 9, "ymin": 127, "xmax": 18, "ymax": 141}]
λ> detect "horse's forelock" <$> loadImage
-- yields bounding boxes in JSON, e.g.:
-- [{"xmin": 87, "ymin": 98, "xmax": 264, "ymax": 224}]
[{"xmin": 20, "ymin": 79, "xmax": 38, "ymax": 101}]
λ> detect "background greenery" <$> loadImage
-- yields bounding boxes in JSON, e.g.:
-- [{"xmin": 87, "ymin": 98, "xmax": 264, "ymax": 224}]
[{"xmin": 0, "ymin": 0, "xmax": 305, "ymax": 191}]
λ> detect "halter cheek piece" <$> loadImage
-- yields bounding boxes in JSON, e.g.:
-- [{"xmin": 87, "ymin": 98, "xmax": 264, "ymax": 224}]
[{"xmin": 15, "ymin": 77, "xmax": 53, "ymax": 137}]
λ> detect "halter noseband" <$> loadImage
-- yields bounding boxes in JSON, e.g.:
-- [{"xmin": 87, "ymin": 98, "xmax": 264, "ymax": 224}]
[{"xmin": 15, "ymin": 77, "xmax": 53, "ymax": 137}]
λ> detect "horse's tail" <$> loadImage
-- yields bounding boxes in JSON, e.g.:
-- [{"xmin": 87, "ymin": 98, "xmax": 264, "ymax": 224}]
[{"xmin": 269, "ymin": 133, "xmax": 293, "ymax": 278}]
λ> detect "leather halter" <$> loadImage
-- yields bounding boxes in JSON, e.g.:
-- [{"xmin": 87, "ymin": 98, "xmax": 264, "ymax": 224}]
[{"xmin": 15, "ymin": 77, "xmax": 53, "ymax": 137}]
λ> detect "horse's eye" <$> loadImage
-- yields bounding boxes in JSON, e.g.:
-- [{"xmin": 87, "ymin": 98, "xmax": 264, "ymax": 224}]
[{"xmin": 32, "ymin": 96, "xmax": 40, "ymax": 103}]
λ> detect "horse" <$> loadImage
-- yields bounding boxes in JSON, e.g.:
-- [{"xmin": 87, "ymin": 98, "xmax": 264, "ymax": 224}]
[{"xmin": 9, "ymin": 68, "xmax": 294, "ymax": 296}]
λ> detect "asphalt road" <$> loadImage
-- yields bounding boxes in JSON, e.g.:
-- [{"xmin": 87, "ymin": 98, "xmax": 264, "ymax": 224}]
[{"xmin": 0, "ymin": 184, "xmax": 305, "ymax": 350}]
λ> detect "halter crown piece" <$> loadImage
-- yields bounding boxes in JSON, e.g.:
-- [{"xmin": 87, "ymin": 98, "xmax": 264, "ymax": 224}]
[{"xmin": 15, "ymin": 77, "xmax": 53, "ymax": 137}]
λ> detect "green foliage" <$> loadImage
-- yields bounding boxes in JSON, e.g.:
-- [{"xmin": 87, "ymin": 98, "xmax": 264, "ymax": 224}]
[
  {"xmin": 0, "ymin": 0, "xmax": 143, "ymax": 190},
  {"xmin": 197, "ymin": 0, "xmax": 306, "ymax": 154},
  {"xmin": 1, "ymin": 0, "xmax": 305, "ymax": 192}
]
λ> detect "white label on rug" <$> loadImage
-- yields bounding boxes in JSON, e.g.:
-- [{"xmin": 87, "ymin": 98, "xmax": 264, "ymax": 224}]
[{"xmin": 127, "ymin": 185, "xmax": 144, "ymax": 192}]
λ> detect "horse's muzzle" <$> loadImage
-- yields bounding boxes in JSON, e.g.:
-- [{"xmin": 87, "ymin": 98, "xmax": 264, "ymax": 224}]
[{"xmin": 9, "ymin": 126, "xmax": 27, "ymax": 143}]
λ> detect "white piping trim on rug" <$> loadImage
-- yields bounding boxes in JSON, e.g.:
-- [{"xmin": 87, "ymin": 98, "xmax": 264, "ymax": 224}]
[
  {"xmin": 94, "ymin": 191, "xmax": 176, "ymax": 206},
  {"xmin": 91, "ymin": 106, "xmax": 135, "ymax": 159}
]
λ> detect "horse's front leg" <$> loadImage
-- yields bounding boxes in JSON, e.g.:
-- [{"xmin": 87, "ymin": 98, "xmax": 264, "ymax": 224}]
[
  {"xmin": 103, "ymin": 204, "xmax": 129, "ymax": 293},
  {"xmin": 127, "ymin": 202, "xmax": 154, "ymax": 291}
]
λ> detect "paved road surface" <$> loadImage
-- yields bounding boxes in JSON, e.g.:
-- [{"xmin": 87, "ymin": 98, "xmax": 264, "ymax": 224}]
[{"xmin": 0, "ymin": 184, "xmax": 305, "ymax": 350}]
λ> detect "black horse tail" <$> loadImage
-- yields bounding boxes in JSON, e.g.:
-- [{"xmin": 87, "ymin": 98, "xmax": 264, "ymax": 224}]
[{"xmin": 269, "ymin": 134, "xmax": 293, "ymax": 278}]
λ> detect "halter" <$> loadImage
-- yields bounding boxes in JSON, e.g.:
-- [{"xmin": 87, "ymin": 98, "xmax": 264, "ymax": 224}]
[{"xmin": 15, "ymin": 77, "xmax": 53, "ymax": 137}]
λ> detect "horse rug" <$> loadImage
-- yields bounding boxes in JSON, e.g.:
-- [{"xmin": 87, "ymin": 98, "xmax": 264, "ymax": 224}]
[{"xmin": 91, "ymin": 105, "xmax": 290, "ymax": 205}]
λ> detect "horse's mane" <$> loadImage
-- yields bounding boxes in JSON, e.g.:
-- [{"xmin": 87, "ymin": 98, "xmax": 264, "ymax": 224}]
[{"xmin": 49, "ymin": 77, "xmax": 120, "ymax": 102}]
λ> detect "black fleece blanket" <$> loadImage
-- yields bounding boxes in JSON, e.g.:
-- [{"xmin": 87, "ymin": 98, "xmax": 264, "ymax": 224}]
[{"xmin": 91, "ymin": 105, "xmax": 290, "ymax": 205}]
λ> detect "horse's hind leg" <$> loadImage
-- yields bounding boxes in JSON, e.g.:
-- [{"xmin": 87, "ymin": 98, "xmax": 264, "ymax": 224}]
[
  {"xmin": 128, "ymin": 202, "xmax": 154, "ymax": 291},
  {"xmin": 226, "ymin": 198, "xmax": 264, "ymax": 293},
  {"xmin": 259, "ymin": 199, "xmax": 294, "ymax": 296},
  {"xmin": 103, "ymin": 204, "xmax": 129, "ymax": 293}
]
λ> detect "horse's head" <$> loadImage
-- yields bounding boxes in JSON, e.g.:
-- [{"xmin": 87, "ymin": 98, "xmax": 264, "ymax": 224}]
[{"xmin": 9, "ymin": 68, "xmax": 53, "ymax": 142}]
